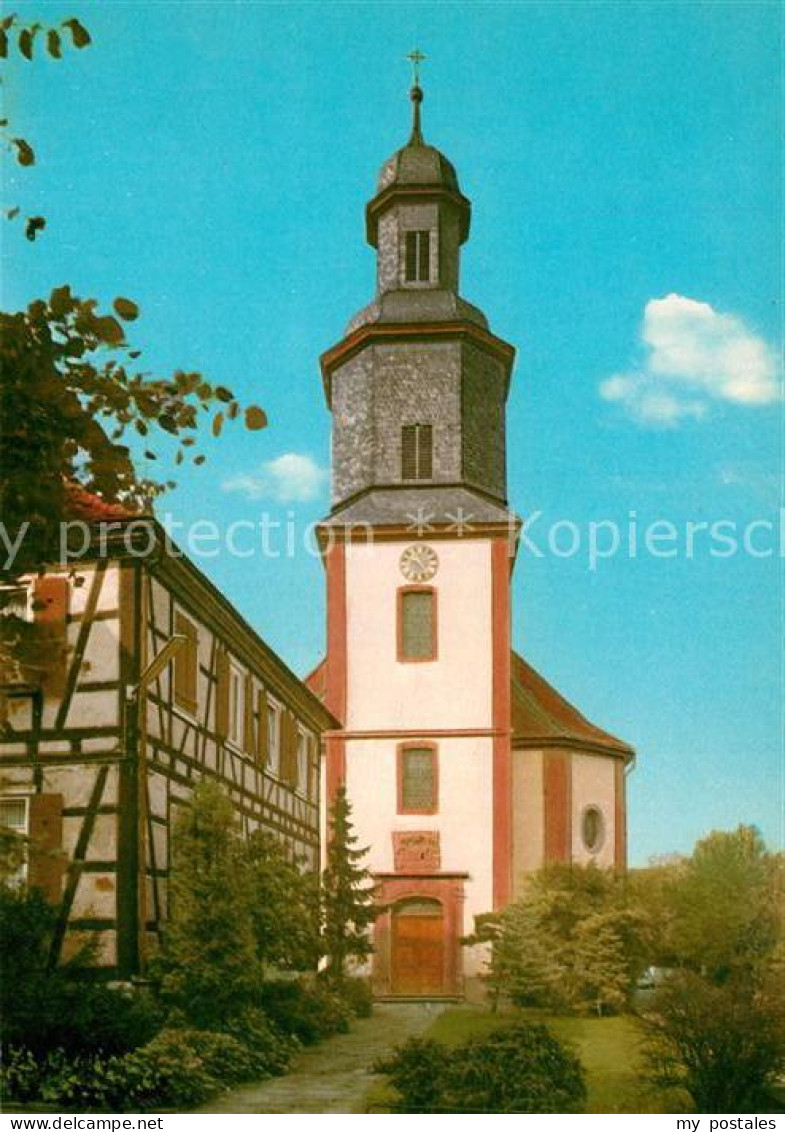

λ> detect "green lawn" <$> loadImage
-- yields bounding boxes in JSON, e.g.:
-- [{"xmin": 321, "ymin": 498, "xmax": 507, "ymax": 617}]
[{"xmin": 364, "ymin": 1007, "xmax": 686, "ymax": 1114}]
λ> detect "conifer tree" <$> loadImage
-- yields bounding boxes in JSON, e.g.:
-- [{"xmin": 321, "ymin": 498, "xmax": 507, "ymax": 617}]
[
  {"xmin": 321, "ymin": 786, "xmax": 379, "ymax": 984},
  {"xmin": 156, "ymin": 780, "xmax": 262, "ymax": 1027}
]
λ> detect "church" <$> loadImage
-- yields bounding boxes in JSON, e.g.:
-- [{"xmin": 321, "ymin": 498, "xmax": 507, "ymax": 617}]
[{"xmin": 307, "ymin": 77, "xmax": 634, "ymax": 999}]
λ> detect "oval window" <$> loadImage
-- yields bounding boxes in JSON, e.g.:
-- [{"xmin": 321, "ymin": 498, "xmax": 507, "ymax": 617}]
[{"xmin": 582, "ymin": 806, "xmax": 605, "ymax": 853}]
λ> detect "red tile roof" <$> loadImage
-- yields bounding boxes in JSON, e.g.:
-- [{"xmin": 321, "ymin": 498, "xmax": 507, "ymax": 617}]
[
  {"xmin": 64, "ymin": 482, "xmax": 137, "ymax": 522},
  {"xmin": 305, "ymin": 658, "xmax": 327, "ymax": 701},
  {"xmin": 511, "ymin": 651, "xmax": 633, "ymax": 757}
]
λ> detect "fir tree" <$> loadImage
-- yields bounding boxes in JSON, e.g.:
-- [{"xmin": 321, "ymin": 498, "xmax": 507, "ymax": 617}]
[
  {"xmin": 321, "ymin": 787, "xmax": 379, "ymax": 984},
  {"xmin": 155, "ymin": 781, "xmax": 262, "ymax": 1027}
]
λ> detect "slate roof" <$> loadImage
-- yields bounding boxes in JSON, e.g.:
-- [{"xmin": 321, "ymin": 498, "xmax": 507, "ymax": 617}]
[
  {"xmin": 320, "ymin": 486, "xmax": 517, "ymax": 529},
  {"xmin": 345, "ymin": 291, "xmax": 489, "ymax": 335},
  {"xmin": 377, "ymin": 141, "xmax": 461, "ymax": 195}
]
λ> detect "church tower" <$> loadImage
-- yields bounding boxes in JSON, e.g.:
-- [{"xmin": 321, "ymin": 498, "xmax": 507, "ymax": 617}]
[{"xmin": 312, "ymin": 76, "xmax": 633, "ymax": 998}]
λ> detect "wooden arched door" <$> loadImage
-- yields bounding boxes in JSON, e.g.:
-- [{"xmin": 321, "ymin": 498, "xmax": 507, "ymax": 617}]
[{"xmin": 391, "ymin": 898, "xmax": 445, "ymax": 996}]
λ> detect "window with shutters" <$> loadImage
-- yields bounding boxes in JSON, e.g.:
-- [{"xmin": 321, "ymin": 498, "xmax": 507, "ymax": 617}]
[
  {"xmin": 307, "ymin": 735, "xmax": 319, "ymax": 800},
  {"xmin": 401, "ymin": 423, "xmax": 433, "ymax": 481},
  {"xmin": 296, "ymin": 731, "xmax": 307, "ymax": 795},
  {"xmin": 398, "ymin": 587, "xmax": 437, "ymax": 662},
  {"xmin": 255, "ymin": 688, "xmax": 269, "ymax": 765},
  {"xmin": 278, "ymin": 710, "xmax": 298, "ymax": 788},
  {"xmin": 398, "ymin": 746, "xmax": 438, "ymax": 813},
  {"xmin": 404, "ymin": 229, "xmax": 431, "ymax": 283},
  {"xmin": 173, "ymin": 612, "xmax": 198, "ymax": 715},
  {"xmin": 228, "ymin": 664, "xmax": 243, "ymax": 746},
  {"xmin": 267, "ymin": 704, "xmax": 280, "ymax": 772},
  {"xmin": 215, "ymin": 649, "xmax": 230, "ymax": 740},
  {"xmin": 0, "ymin": 797, "xmax": 29, "ymax": 885}
]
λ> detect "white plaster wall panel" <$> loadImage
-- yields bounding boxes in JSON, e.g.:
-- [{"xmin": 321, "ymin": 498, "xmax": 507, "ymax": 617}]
[
  {"xmin": 102, "ymin": 765, "xmax": 118, "ymax": 807},
  {"xmin": 150, "ymin": 822, "xmax": 168, "ymax": 870},
  {"xmin": 344, "ymin": 740, "xmax": 397, "ymax": 875},
  {"xmin": 148, "ymin": 772, "xmax": 168, "ymax": 819},
  {"xmin": 345, "ymin": 538, "xmax": 493, "ymax": 730},
  {"xmin": 67, "ymin": 564, "xmax": 119, "ymax": 616},
  {"xmin": 81, "ymin": 737, "xmax": 120, "ymax": 755},
  {"xmin": 81, "ymin": 874, "xmax": 116, "ymax": 918},
  {"xmin": 68, "ymin": 874, "xmax": 102, "ymax": 920},
  {"xmin": 512, "ymin": 748, "xmax": 544, "ymax": 884},
  {"xmin": 39, "ymin": 740, "xmax": 72, "ymax": 754},
  {"xmin": 68, "ymin": 689, "xmax": 118, "ymax": 729},
  {"xmin": 1, "ymin": 769, "xmax": 32, "ymax": 789},
  {"xmin": 571, "ymin": 752, "xmax": 616, "ymax": 868},
  {"xmin": 61, "ymin": 815, "xmax": 82, "ymax": 859},
  {"xmin": 77, "ymin": 619, "xmax": 120, "ymax": 684},
  {"xmin": 44, "ymin": 764, "xmax": 117, "ymax": 809},
  {"xmin": 149, "ymin": 578, "xmax": 171, "ymax": 639},
  {"xmin": 84, "ymin": 814, "xmax": 117, "ymax": 861}
]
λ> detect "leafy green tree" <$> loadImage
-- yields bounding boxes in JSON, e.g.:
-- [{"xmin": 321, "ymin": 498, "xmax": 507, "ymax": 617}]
[
  {"xmin": 667, "ymin": 825, "xmax": 780, "ymax": 981},
  {"xmin": 636, "ymin": 829, "xmax": 785, "ymax": 1111},
  {"xmin": 641, "ymin": 969, "xmax": 785, "ymax": 1113},
  {"xmin": 573, "ymin": 913, "xmax": 631, "ymax": 1016},
  {"xmin": 321, "ymin": 787, "xmax": 379, "ymax": 984},
  {"xmin": 472, "ymin": 864, "xmax": 650, "ymax": 1014},
  {"xmin": 1, "ymin": 288, "xmax": 267, "ymax": 585}
]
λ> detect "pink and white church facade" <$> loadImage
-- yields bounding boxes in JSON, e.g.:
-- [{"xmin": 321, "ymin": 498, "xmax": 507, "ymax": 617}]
[{"xmin": 308, "ymin": 83, "xmax": 634, "ymax": 999}]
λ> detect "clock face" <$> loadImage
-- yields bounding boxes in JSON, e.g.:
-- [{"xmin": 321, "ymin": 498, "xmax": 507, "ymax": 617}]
[{"xmin": 399, "ymin": 544, "xmax": 439, "ymax": 583}]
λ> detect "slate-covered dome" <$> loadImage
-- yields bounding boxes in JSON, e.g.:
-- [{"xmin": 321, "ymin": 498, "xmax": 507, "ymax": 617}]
[
  {"xmin": 366, "ymin": 84, "xmax": 471, "ymax": 248},
  {"xmin": 376, "ymin": 140, "xmax": 461, "ymax": 195},
  {"xmin": 376, "ymin": 83, "xmax": 461, "ymax": 193}
]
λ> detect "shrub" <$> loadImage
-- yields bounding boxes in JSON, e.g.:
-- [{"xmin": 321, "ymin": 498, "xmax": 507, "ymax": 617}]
[
  {"xmin": 260, "ymin": 980, "xmax": 351, "ymax": 1046},
  {"xmin": 445, "ymin": 1022, "xmax": 587, "ymax": 1113},
  {"xmin": 0, "ymin": 1042, "xmax": 218, "ymax": 1112},
  {"xmin": 220, "ymin": 1007, "xmax": 298, "ymax": 1076},
  {"xmin": 140, "ymin": 1029, "xmax": 265, "ymax": 1089},
  {"xmin": 373, "ymin": 1037, "xmax": 451, "ymax": 1113},
  {"xmin": 340, "ymin": 977, "xmax": 373, "ymax": 1018},
  {"xmin": 2, "ymin": 978, "xmax": 161, "ymax": 1058},
  {"xmin": 0, "ymin": 886, "xmax": 160, "ymax": 1058},
  {"xmin": 375, "ymin": 1023, "xmax": 587, "ymax": 1114}
]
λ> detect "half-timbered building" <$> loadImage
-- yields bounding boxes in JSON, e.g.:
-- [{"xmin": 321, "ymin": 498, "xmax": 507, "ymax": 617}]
[{"xmin": 0, "ymin": 511, "xmax": 334, "ymax": 980}]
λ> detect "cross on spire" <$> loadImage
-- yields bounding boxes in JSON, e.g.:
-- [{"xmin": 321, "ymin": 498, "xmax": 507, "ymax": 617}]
[
  {"xmin": 406, "ymin": 49, "xmax": 426, "ymax": 145},
  {"xmin": 406, "ymin": 48, "xmax": 426, "ymax": 87}
]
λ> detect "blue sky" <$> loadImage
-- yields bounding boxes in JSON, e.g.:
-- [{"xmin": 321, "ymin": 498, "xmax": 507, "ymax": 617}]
[{"xmin": 4, "ymin": 1, "xmax": 782, "ymax": 864}]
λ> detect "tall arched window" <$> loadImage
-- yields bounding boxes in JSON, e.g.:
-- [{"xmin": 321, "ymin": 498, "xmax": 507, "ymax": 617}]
[
  {"xmin": 398, "ymin": 586, "xmax": 437, "ymax": 662},
  {"xmin": 398, "ymin": 744, "xmax": 438, "ymax": 813}
]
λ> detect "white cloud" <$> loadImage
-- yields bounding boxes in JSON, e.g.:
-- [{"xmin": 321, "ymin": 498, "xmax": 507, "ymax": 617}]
[
  {"xmin": 600, "ymin": 294, "xmax": 780, "ymax": 427},
  {"xmin": 222, "ymin": 453, "xmax": 328, "ymax": 503}
]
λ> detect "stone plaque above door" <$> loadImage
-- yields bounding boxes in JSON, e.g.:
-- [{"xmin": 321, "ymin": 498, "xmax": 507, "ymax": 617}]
[{"xmin": 392, "ymin": 830, "xmax": 441, "ymax": 873}]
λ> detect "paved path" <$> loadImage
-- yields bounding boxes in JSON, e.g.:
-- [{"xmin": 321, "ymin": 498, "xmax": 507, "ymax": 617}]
[{"xmin": 197, "ymin": 1003, "xmax": 442, "ymax": 1114}]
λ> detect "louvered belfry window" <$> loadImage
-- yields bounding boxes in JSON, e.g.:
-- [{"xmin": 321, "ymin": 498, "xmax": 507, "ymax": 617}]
[
  {"xmin": 401, "ymin": 424, "xmax": 433, "ymax": 481},
  {"xmin": 404, "ymin": 230, "xmax": 431, "ymax": 282}
]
